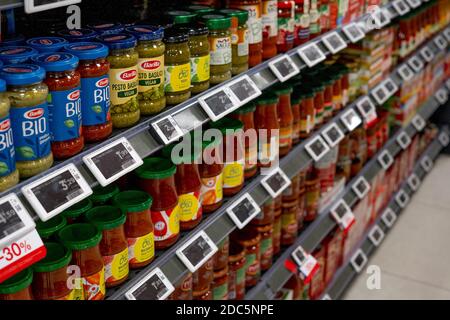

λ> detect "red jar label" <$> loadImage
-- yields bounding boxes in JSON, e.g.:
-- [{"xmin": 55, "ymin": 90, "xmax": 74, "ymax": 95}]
[{"xmin": 151, "ymin": 207, "xmax": 179, "ymax": 241}]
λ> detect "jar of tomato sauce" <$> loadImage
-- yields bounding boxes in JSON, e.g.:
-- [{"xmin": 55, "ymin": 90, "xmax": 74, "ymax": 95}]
[
  {"xmin": 251, "ymin": 198, "xmax": 274, "ymax": 225},
  {"xmin": 36, "ymin": 215, "xmax": 67, "ymax": 240},
  {"xmin": 212, "ymin": 267, "xmax": 229, "ymax": 300},
  {"xmin": 231, "ymin": 103, "xmax": 258, "ymax": 179},
  {"xmin": 274, "ymin": 84, "xmax": 294, "ymax": 156},
  {"xmin": 135, "ymin": 157, "xmax": 179, "ymax": 249},
  {"xmin": 282, "ymin": 173, "xmax": 299, "ymax": 202},
  {"xmin": 193, "ymin": 287, "xmax": 213, "ymax": 300},
  {"xmin": 281, "ymin": 202, "xmax": 298, "ymax": 246},
  {"xmin": 294, "ymin": 0, "xmax": 310, "ymax": 46},
  {"xmin": 169, "ymin": 273, "xmax": 193, "ymax": 300},
  {"xmin": 193, "ymin": 258, "xmax": 214, "ymax": 291},
  {"xmin": 199, "ymin": 135, "xmax": 224, "ymax": 213},
  {"xmin": 232, "ymin": 227, "xmax": 261, "ymax": 287},
  {"xmin": 113, "ymin": 190, "xmax": 155, "ymax": 268},
  {"xmin": 162, "ymin": 143, "xmax": 202, "ymax": 231},
  {"xmin": 310, "ymin": 83, "xmax": 325, "ymax": 129},
  {"xmin": 90, "ymin": 184, "xmax": 120, "ymax": 206},
  {"xmin": 86, "ymin": 206, "xmax": 129, "ymax": 288},
  {"xmin": 33, "ymin": 52, "xmax": 83, "ymax": 159},
  {"xmin": 58, "ymin": 223, "xmax": 105, "ymax": 300},
  {"xmin": 291, "ymin": 92, "xmax": 301, "ymax": 145},
  {"xmin": 277, "ymin": 1, "xmax": 295, "ymax": 53},
  {"xmin": 213, "ymin": 236, "xmax": 230, "ymax": 271},
  {"xmin": 62, "ymin": 198, "xmax": 92, "ymax": 224},
  {"xmin": 210, "ymin": 118, "xmax": 245, "ymax": 196},
  {"xmin": 304, "ymin": 164, "xmax": 320, "ymax": 222},
  {"xmin": 252, "ymin": 223, "xmax": 273, "ymax": 270},
  {"xmin": 299, "ymin": 89, "xmax": 315, "ymax": 138},
  {"xmin": 321, "ymin": 76, "xmax": 334, "ymax": 122},
  {"xmin": 0, "ymin": 268, "xmax": 33, "ymax": 300},
  {"xmin": 272, "ymin": 209, "xmax": 282, "ymax": 255},
  {"xmin": 64, "ymin": 42, "xmax": 112, "ymax": 143},
  {"xmin": 228, "ymin": 242, "xmax": 246, "ymax": 300},
  {"xmin": 309, "ymin": 244, "xmax": 325, "ymax": 299},
  {"xmin": 32, "ymin": 242, "xmax": 73, "ymax": 300},
  {"xmin": 262, "ymin": 0, "xmax": 278, "ymax": 59}
]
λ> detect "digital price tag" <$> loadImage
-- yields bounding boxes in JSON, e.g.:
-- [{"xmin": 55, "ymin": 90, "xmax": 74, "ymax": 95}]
[
  {"xmin": 340, "ymin": 108, "xmax": 362, "ymax": 131},
  {"xmin": 397, "ymin": 64, "xmax": 415, "ymax": 81},
  {"xmin": 330, "ymin": 200, "xmax": 356, "ymax": 232},
  {"xmin": 0, "ymin": 194, "xmax": 35, "ymax": 248},
  {"xmin": 25, "ymin": 0, "xmax": 81, "ymax": 13},
  {"xmin": 377, "ymin": 8, "xmax": 391, "ymax": 27},
  {"xmin": 22, "ymin": 164, "xmax": 92, "ymax": 222},
  {"xmin": 260, "ymin": 167, "xmax": 291, "ymax": 198},
  {"xmin": 198, "ymin": 87, "xmax": 240, "ymax": 121},
  {"xmin": 419, "ymin": 46, "xmax": 434, "ymax": 63},
  {"xmin": 378, "ymin": 149, "xmax": 394, "ymax": 170},
  {"xmin": 83, "ymin": 137, "xmax": 144, "ymax": 187},
  {"xmin": 383, "ymin": 78, "xmax": 399, "ymax": 98},
  {"xmin": 176, "ymin": 230, "xmax": 218, "ymax": 273},
  {"xmin": 227, "ymin": 75, "xmax": 262, "ymax": 106},
  {"xmin": 298, "ymin": 42, "xmax": 326, "ymax": 67},
  {"xmin": 407, "ymin": 173, "xmax": 421, "ymax": 191},
  {"xmin": 420, "ymin": 156, "xmax": 433, "ymax": 172},
  {"xmin": 368, "ymin": 225, "xmax": 385, "ymax": 247},
  {"xmin": 408, "ymin": 56, "xmax": 424, "ymax": 72},
  {"xmin": 350, "ymin": 249, "xmax": 368, "ymax": 273},
  {"xmin": 411, "ymin": 114, "xmax": 426, "ymax": 131},
  {"xmin": 352, "ymin": 176, "xmax": 371, "ymax": 200},
  {"xmin": 444, "ymin": 28, "xmax": 450, "ymax": 42},
  {"xmin": 322, "ymin": 31, "xmax": 347, "ymax": 54},
  {"xmin": 395, "ymin": 189, "xmax": 410, "ymax": 208},
  {"xmin": 125, "ymin": 268, "xmax": 174, "ymax": 300},
  {"xmin": 305, "ymin": 135, "xmax": 330, "ymax": 162},
  {"xmin": 392, "ymin": 0, "xmax": 411, "ymax": 15},
  {"xmin": 434, "ymin": 35, "xmax": 448, "ymax": 50},
  {"xmin": 356, "ymin": 96, "xmax": 377, "ymax": 123},
  {"xmin": 438, "ymin": 131, "xmax": 450, "ymax": 147},
  {"xmin": 342, "ymin": 23, "xmax": 365, "ymax": 43},
  {"xmin": 291, "ymin": 246, "xmax": 319, "ymax": 283},
  {"xmin": 268, "ymin": 54, "xmax": 300, "ymax": 82},
  {"xmin": 396, "ymin": 131, "xmax": 412, "ymax": 150},
  {"xmin": 382, "ymin": 208, "xmax": 397, "ymax": 228},
  {"xmin": 151, "ymin": 115, "xmax": 184, "ymax": 145},
  {"xmin": 406, "ymin": 0, "xmax": 421, "ymax": 8},
  {"xmin": 435, "ymin": 88, "xmax": 448, "ymax": 105},
  {"xmin": 321, "ymin": 123, "xmax": 345, "ymax": 147},
  {"xmin": 371, "ymin": 84, "xmax": 390, "ymax": 105},
  {"xmin": 227, "ymin": 193, "xmax": 261, "ymax": 229}
]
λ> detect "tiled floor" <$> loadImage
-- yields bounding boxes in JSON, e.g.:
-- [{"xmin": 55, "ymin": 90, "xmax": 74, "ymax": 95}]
[{"xmin": 343, "ymin": 154, "xmax": 450, "ymax": 300}]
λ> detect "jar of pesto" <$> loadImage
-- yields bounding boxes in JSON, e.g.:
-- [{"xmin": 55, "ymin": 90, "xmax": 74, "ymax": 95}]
[
  {"xmin": 178, "ymin": 23, "xmax": 210, "ymax": 94},
  {"xmin": 219, "ymin": 9, "xmax": 249, "ymax": 75},
  {"xmin": 201, "ymin": 15, "xmax": 232, "ymax": 85},
  {"xmin": 99, "ymin": 34, "xmax": 140, "ymax": 128},
  {"xmin": 164, "ymin": 28, "xmax": 191, "ymax": 105},
  {"xmin": 126, "ymin": 26, "xmax": 166, "ymax": 116}
]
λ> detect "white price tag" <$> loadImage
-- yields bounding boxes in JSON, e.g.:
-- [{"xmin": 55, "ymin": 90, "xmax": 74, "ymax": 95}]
[
  {"xmin": 356, "ymin": 96, "xmax": 377, "ymax": 122},
  {"xmin": 397, "ymin": 64, "xmax": 415, "ymax": 81},
  {"xmin": 406, "ymin": 0, "xmax": 421, "ymax": 8},
  {"xmin": 396, "ymin": 131, "xmax": 412, "ymax": 150},
  {"xmin": 260, "ymin": 167, "xmax": 291, "ymax": 198},
  {"xmin": 378, "ymin": 149, "xmax": 394, "ymax": 170},
  {"xmin": 392, "ymin": 0, "xmax": 410, "ymax": 15},
  {"xmin": 371, "ymin": 84, "xmax": 390, "ymax": 105},
  {"xmin": 83, "ymin": 137, "xmax": 143, "ymax": 187},
  {"xmin": 408, "ymin": 56, "xmax": 424, "ymax": 72},
  {"xmin": 0, "ymin": 194, "xmax": 35, "ymax": 247},
  {"xmin": 420, "ymin": 156, "xmax": 433, "ymax": 172},
  {"xmin": 330, "ymin": 200, "xmax": 356, "ymax": 232},
  {"xmin": 411, "ymin": 114, "xmax": 426, "ymax": 131},
  {"xmin": 125, "ymin": 268, "xmax": 174, "ymax": 300},
  {"xmin": 268, "ymin": 55, "xmax": 300, "ymax": 82},
  {"xmin": 420, "ymin": 46, "xmax": 434, "ymax": 63},
  {"xmin": 227, "ymin": 75, "xmax": 262, "ymax": 106},
  {"xmin": 322, "ymin": 31, "xmax": 347, "ymax": 54},
  {"xmin": 435, "ymin": 88, "xmax": 448, "ymax": 105},
  {"xmin": 227, "ymin": 193, "xmax": 261, "ymax": 229},
  {"xmin": 342, "ymin": 23, "xmax": 365, "ymax": 43},
  {"xmin": 321, "ymin": 123, "xmax": 345, "ymax": 147},
  {"xmin": 291, "ymin": 246, "xmax": 319, "ymax": 282},
  {"xmin": 198, "ymin": 87, "xmax": 240, "ymax": 121},
  {"xmin": 176, "ymin": 231, "xmax": 218, "ymax": 273},
  {"xmin": 305, "ymin": 135, "xmax": 330, "ymax": 161},
  {"xmin": 438, "ymin": 132, "xmax": 450, "ymax": 147},
  {"xmin": 25, "ymin": 0, "xmax": 81, "ymax": 13},
  {"xmin": 395, "ymin": 189, "xmax": 410, "ymax": 208},
  {"xmin": 382, "ymin": 208, "xmax": 397, "ymax": 228},
  {"xmin": 434, "ymin": 35, "xmax": 448, "ymax": 50},
  {"xmin": 151, "ymin": 115, "xmax": 184, "ymax": 145},
  {"xmin": 298, "ymin": 42, "xmax": 326, "ymax": 67},
  {"xmin": 378, "ymin": 8, "xmax": 392, "ymax": 27},
  {"xmin": 407, "ymin": 173, "xmax": 421, "ymax": 191},
  {"xmin": 350, "ymin": 249, "xmax": 368, "ymax": 273},
  {"xmin": 382, "ymin": 78, "xmax": 399, "ymax": 98},
  {"xmin": 22, "ymin": 164, "xmax": 92, "ymax": 221},
  {"xmin": 340, "ymin": 108, "xmax": 362, "ymax": 131},
  {"xmin": 352, "ymin": 176, "xmax": 371, "ymax": 200},
  {"xmin": 444, "ymin": 28, "xmax": 450, "ymax": 42},
  {"xmin": 368, "ymin": 225, "xmax": 385, "ymax": 247}
]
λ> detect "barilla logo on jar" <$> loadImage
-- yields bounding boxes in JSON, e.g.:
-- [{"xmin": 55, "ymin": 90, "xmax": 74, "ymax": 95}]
[
  {"xmin": 0, "ymin": 119, "xmax": 11, "ymax": 132},
  {"xmin": 38, "ymin": 39, "xmax": 53, "ymax": 45},
  {"xmin": 45, "ymin": 54, "xmax": 61, "ymax": 62},
  {"xmin": 118, "ymin": 69, "xmax": 137, "ymax": 81},
  {"xmin": 141, "ymin": 60, "xmax": 161, "ymax": 70},
  {"xmin": 68, "ymin": 90, "xmax": 81, "ymax": 101},
  {"xmin": 72, "ymin": 44, "xmax": 98, "ymax": 51},
  {"xmin": 25, "ymin": 108, "xmax": 44, "ymax": 119},
  {"xmin": 1, "ymin": 48, "xmax": 27, "ymax": 55},
  {"xmin": 105, "ymin": 35, "xmax": 127, "ymax": 41},
  {"xmin": 96, "ymin": 78, "xmax": 109, "ymax": 87},
  {"xmin": 4, "ymin": 67, "xmax": 32, "ymax": 73}
]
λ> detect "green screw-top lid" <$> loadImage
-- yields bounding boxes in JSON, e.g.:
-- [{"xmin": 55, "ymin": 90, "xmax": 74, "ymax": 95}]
[
  {"xmin": 62, "ymin": 198, "xmax": 93, "ymax": 220},
  {"xmin": 167, "ymin": 10, "xmax": 197, "ymax": 24},
  {"xmin": 186, "ymin": 5, "xmax": 214, "ymax": 14},
  {"xmin": 90, "ymin": 184, "xmax": 120, "ymax": 205},
  {"xmin": 86, "ymin": 206, "xmax": 126, "ymax": 230},
  {"xmin": 233, "ymin": 102, "xmax": 256, "ymax": 114},
  {"xmin": 58, "ymin": 223, "xmax": 102, "ymax": 250},
  {"xmin": 291, "ymin": 93, "xmax": 302, "ymax": 104},
  {"xmin": 113, "ymin": 190, "xmax": 153, "ymax": 213},
  {"xmin": 33, "ymin": 242, "xmax": 72, "ymax": 273},
  {"xmin": 36, "ymin": 215, "xmax": 67, "ymax": 239},
  {"xmin": 201, "ymin": 14, "xmax": 231, "ymax": 30},
  {"xmin": 0, "ymin": 269, "xmax": 33, "ymax": 295},
  {"xmin": 256, "ymin": 93, "xmax": 279, "ymax": 105},
  {"xmin": 218, "ymin": 9, "xmax": 248, "ymax": 25},
  {"xmin": 295, "ymin": 87, "xmax": 315, "ymax": 98},
  {"xmin": 320, "ymin": 75, "xmax": 335, "ymax": 85},
  {"xmin": 273, "ymin": 84, "xmax": 294, "ymax": 95},
  {"xmin": 161, "ymin": 141, "xmax": 202, "ymax": 164},
  {"xmin": 210, "ymin": 117, "xmax": 244, "ymax": 135},
  {"xmin": 135, "ymin": 157, "xmax": 177, "ymax": 179}
]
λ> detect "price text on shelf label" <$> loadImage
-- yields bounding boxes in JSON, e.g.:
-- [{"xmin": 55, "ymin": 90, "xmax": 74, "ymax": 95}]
[
  {"xmin": 368, "ymin": 225, "xmax": 385, "ymax": 247},
  {"xmin": 383, "ymin": 78, "xmax": 399, "ymax": 98},
  {"xmin": 435, "ymin": 88, "xmax": 448, "ymax": 105},
  {"xmin": 407, "ymin": 173, "xmax": 421, "ymax": 191},
  {"xmin": 227, "ymin": 193, "xmax": 261, "ymax": 229},
  {"xmin": 331, "ymin": 200, "xmax": 355, "ymax": 232},
  {"xmin": 412, "ymin": 114, "xmax": 426, "ymax": 131},
  {"xmin": 408, "ymin": 56, "xmax": 424, "ymax": 72},
  {"xmin": 382, "ymin": 208, "xmax": 397, "ymax": 228},
  {"xmin": 350, "ymin": 249, "xmax": 368, "ymax": 273},
  {"xmin": 176, "ymin": 231, "xmax": 218, "ymax": 273},
  {"xmin": 420, "ymin": 156, "xmax": 433, "ymax": 172},
  {"xmin": 322, "ymin": 31, "xmax": 347, "ymax": 54},
  {"xmin": 298, "ymin": 43, "xmax": 326, "ymax": 67},
  {"xmin": 291, "ymin": 246, "xmax": 319, "ymax": 283},
  {"xmin": 151, "ymin": 115, "xmax": 184, "ymax": 145},
  {"xmin": 397, "ymin": 64, "xmax": 415, "ymax": 81},
  {"xmin": 395, "ymin": 189, "xmax": 410, "ymax": 208},
  {"xmin": 434, "ymin": 35, "xmax": 448, "ymax": 50},
  {"xmin": 439, "ymin": 132, "xmax": 450, "ymax": 147},
  {"xmin": 396, "ymin": 131, "xmax": 412, "ymax": 150},
  {"xmin": 322, "ymin": 123, "xmax": 344, "ymax": 147},
  {"xmin": 342, "ymin": 23, "xmax": 365, "ymax": 43},
  {"xmin": 420, "ymin": 46, "xmax": 434, "ymax": 63},
  {"xmin": 305, "ymin": 135, "xmax": 330, "ymax": 162},
  {"xmin": 198, "ymin": 87, "xmax": 240, "ymax": 121},
  {"xmin": 340, "ymin": 108, "xmax": 362, "ymax": 131},
  {"xmin": 227, "ymin": 75, "xmax": 262, "ymax": 105},
  {"xmin": 356, "ymin": 96, "xmax": 377, "ymax": 123},
  {"xmin": 260, "ymin": 168, "xmax": 291, "ymax": 198},
  {"xmin": 378, "ymin": 149, "xmax": 394, "ymax": 170},
  {"xmin": 392, "ymin": 0, "xmax": 410, "ymax": 15},
  {"xmin": 125, "ymin": 268, "xmax": 174, "ymax": 300},
  {"xmin": 268, "ymin": 55, "xmax": 300, "ymax": 82},
  {"xmin": 406, "ymin": 0, "xmax": 421, "ymax": 8},
  {"xmin": 352, "ymin": 176, "xmax": 371, "ymax": 200}
]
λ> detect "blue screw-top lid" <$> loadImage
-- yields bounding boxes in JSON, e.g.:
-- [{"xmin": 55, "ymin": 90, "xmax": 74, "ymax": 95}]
[
  {"xmin": 0, "ymin": 64, "xmax": 46, "ymax": 85},
  {"xmin": 0, "ymin": 34, "xmax": 26, "ymax": 46},
  {"xmin": 26, "ymin": 37, "xmax": 69, "ymax": 53},
  {"xmin": 98, "ymin": 33, "xmax": 137, "ymax": 50},
  {"xmin": 0, "ymin": 79, "xmax": 6, "ymax": 92},
  {"xmin": 64, "ymin": 42, "xmax": 109, "ymax": 60},
  {"xmin": 0, "ymin": 46, "xmax": 38, "ymax": 64},
  {"xmin": 32, "ymin": 52, "xmax": 79, "ymax": 72},
  {"xmin": 125, "ymin": 25, "xmax": 164, "ymax": 41},
  {"xmin": 58, "ymin": 28, "xmax": 98, "ymax": 42},
  {"xmin": 87, "ymin": 23, "xmax": 124, "ymax": 35}
]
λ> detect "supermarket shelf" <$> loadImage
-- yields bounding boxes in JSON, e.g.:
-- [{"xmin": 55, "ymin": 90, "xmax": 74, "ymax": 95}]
[
  {"xmin": 0, "ymin": 0, "xmax": 22, "ymax": 11},
  {"xmin": 245, "ymin": 86, "xmax": 448, "ymax": 300},
  {"xmin": 323, "ymin": 132, "xmax": 447, "ymax": 299}
]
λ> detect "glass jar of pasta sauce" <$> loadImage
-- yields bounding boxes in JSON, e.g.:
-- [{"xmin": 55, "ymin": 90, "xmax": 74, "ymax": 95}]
[
  {"xmin": 252, "ymin": 223, "xmax": 273, "ymax": 271},
  {"xmin": 228, "ymin": 242, "xmax": 246, "ymax": 300},
  {"xmin": 213, "ymin": 237, "xmax": 230, "ymax": 271},
  {"xmin": 193, "ymin": 258, "xmax": 214, "ymax": 291},
  {"xmin": 0, "ymin": 269, "xmax": 33, "ymax": 300},
  {"xmin": 232, "ymin": 226, "xmax": 261, "ymax": 288},
  {"xmin": 272, "ymin": 208, "xmax": 282, "ymax": 255},
  {"xmin": 64, "ymin": 42, "xmax": 112, "ymax": 143},
  {"xmin": 294, "ymin": 0, "xmax": 310, "ymax": 46},
  {"xmin": 274, "ymin": 84, "xmax": 294, "ymax": 156},
  {"xmin": 304, "ymin": 164, "xmax": 320, "ymax": 222},
  {"xmin": 299, "ymin": 89, "xmax": 315, "ymax": 138},
  {"xmin": 281, "ymin": 202, "xmax": 298, "ymax": 246},
  {"xmin": 251, "ymin": 198, "xmax": 275, "ymax": 225},
  {"xmin": 262, "ymin": 0, "xmax": 278, "ymax": 59},
  {"xmin": 212, "ymin": 267, "xmax": 229, "ymax": 300},
  {"xmin": 277, "ymin": 1, "xmax": 295, "ymax": 53},
  {"xmin": 291, "ymin": 92, "xmax": 301, "ymax": 145},
  {"xmin": 169, "ymin": 273, "xmax": 193, "ymax": 300}
]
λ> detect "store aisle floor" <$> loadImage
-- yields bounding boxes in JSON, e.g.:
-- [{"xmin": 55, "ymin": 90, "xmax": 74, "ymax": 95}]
[{"xmin": 343, "ymin": 154, "xmax": 450, "ymax": 300}]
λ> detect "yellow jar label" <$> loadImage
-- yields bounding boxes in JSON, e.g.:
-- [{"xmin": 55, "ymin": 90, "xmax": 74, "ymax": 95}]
[
  {"xmin": 191, "ymin": 55, "xmax": 210, "ymax": 83},
  {"xmin": 178, "ymin": 190, "xmax": 202, "ymax": 222},
  {"xmin": 109, "ymin": 66, "xmax": 138, "ymax": 105},
  {"xmin": 56, "ymin": 289, "xmax": 76, "ymax": 300},
  {"xmin": 81, "ymin": 267, "xmax": 106, "ymax": 300},
  {"xmin": 128, "ymin": 233, "xmax": 155, "ymax": 263},
  {"xmin": 201, "ymin": 173, "xmax": 223, "ymax": 205},
  {"xmin": 164, "ymin": 63, "xmax": 191, "ymax": 93},
  {"xmin": 223, "ymin": 159, "xmax": 245, "ymax": 189},
  {"xmin": 209, "ymin": 36, "xmax": 232, "ymax": 65},
  {"xmin": 137, "ymin": 56, "xmax": 164, "ymax": 95},
  {"xmin": 104, "ymin": 247, "xmax": 129, "ymax": 284}
]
